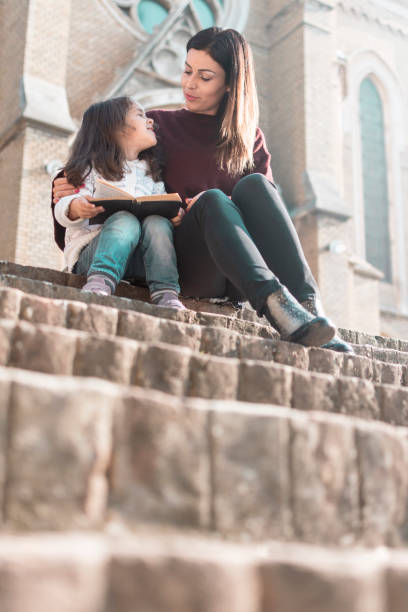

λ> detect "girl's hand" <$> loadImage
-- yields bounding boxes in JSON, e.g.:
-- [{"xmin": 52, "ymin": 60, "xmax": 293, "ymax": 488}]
[
  {"xmin": 68, "ymin": 196, "xmax": 105, "ymax": 220},
  {"xmin": 185, "ymin": 191, "xmax": 205, "ymax": 211},
  {"xmin": 171, "ymin": 207, "xmax": 185, "ymax": 227},
  {"xmin": 53, "ymin": 176, "xmax": 79, "ymax": 203}
]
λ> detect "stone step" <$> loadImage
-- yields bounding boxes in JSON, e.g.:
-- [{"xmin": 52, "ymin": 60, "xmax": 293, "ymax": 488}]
[
  {"xmin": 2, "ymin": 261, "xmax": 407, "ymax": 352},
  {"xmin": 1, "ymin": 366, "xmax": 408, "ymax": 547},
  {"xmin": 0, "ymin": 274, "xmax": 277, "ymax": 340},
  {"xmin": 1, "ymin": 318, "xmax": 408, "ymax": 426},
  {"xmin": 0, "ymin": 531, "xmax": 405, "ymax": 612},
  {"xmin": 2, "ymin": 285, "xmax": 408, "ymax": 370}
]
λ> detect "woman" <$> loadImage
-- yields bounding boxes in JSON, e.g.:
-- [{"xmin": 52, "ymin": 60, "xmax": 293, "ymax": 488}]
[{"xmin": 53, "ymin": 27, "xmax": 351, "ymax": 351}]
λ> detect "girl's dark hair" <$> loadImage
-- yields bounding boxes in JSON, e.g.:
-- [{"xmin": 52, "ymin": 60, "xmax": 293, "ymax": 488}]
[
  {"xmin": 187, "ymin": 27, "xmax": 259, "ymax": 176},
  {"xmin": 64, "ymin": 96, "xmax": 162, "ymax": 186}
]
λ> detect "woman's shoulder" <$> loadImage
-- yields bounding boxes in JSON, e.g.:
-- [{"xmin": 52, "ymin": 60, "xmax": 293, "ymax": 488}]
[{"xmin": 146, "ymin": 108, "xmax": 186, "ymax": 122}]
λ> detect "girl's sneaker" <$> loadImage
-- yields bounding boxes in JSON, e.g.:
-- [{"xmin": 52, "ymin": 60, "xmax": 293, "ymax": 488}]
[
  {"xmin": 81, "ymin": 274, "xmax": 114, "ymax": 296},
  {"xmin": 151, "ymin": 289, "xmax": 186, "ymax": 310}
]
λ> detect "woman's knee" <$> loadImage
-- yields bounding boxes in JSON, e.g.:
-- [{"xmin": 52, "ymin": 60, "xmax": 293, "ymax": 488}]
[
  {"xmin": 231, "ymin": 173, "xmax": 271, "ymax": 199},
  {"xmin": 195, "ymin": 189, "xmax": 230, "ymax": 211}
]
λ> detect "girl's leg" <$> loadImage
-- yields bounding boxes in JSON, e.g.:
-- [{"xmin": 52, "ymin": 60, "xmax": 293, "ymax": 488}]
[
  {"xmin": 135, "ymin": 215, "xmax": 184, "ymax": 309},
  {"xmin": 75, "ymin": 211, "xmax": 141, "ymax": 295},
  {"xmin": 231, "ymin": 173, "xmax": 318, "ymax": 302},
  {"xmin": 175, "ymin": 189, "xmax": 335, "ymax": 346}
]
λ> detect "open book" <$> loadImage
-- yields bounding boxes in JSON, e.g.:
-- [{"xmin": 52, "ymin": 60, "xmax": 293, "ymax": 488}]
[{"xmin": 89, "ymin": 178, "xmax": 183, "ymax": 225}]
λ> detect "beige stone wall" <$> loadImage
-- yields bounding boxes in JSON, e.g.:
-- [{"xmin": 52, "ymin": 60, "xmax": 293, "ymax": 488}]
[
  {"xmin": 66, "ymin": 0, "xmax": 139, "ymax": 120},
  {"xmin": 0, "ymin": 1, "xmax": 29, "ymax": 139},
  {"xmin": 15, "ymin": 127, "xmax": 66, "ymax": 269},
  {"xmin": 256, "ymin": 4, "xmax": 306, "ymax": 206},
  {"xmin": 335, "ymin": 2, "xmax": 408, "ymax": 335},
  {"xmin": 0, "ymin": 130, "xmax": 24, "ymax": 261}
]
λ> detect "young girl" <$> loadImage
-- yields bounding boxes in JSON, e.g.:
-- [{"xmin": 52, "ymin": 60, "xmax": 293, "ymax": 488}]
[{"xmin": 54, "ymin": 96, "xmax": 185, "ymax": 309}]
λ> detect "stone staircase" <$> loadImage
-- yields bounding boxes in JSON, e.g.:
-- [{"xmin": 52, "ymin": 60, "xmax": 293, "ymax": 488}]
[{"xmin": 1, "ymin": 260, "xmax": 408, "ymax": 611}]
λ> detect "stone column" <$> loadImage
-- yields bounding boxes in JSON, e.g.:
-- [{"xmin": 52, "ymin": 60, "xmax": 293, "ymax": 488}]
[
  {"xmin": 248, "ymin": 0, "xmax": 380, "ymax": 332},
  {"xmin": 0, "ymin": 0, "xmax": 75, "ymax": 268}
]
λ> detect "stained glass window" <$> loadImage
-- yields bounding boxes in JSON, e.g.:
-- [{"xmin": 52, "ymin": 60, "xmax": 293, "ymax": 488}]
[
  {"xmin": 359, "ymin": 77, "xmax": 392, "ymax": 282},
  {"xmin": 137, "ymin": 0, "xmax": 168, "ymax": 34},
  {"xmin": 193, "ymin": 0, "xmax": 215, "ymax": 28}
]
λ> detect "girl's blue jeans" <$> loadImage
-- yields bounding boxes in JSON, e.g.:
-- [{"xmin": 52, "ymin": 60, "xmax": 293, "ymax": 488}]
[{"xmin": 74, "ymin": 211, "xmax": 180, "ymax": 294}]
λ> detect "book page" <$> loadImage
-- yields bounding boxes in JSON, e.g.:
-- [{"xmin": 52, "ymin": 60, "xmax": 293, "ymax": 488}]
[{"xmin": 93, "ymin": 178, "xmax": 133, "ymax": 200}]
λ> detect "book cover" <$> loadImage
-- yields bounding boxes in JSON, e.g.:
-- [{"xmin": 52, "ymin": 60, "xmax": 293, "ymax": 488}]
[{"xmin": 89, "ymin": 178, "xmax": 183, "ymax": 225}]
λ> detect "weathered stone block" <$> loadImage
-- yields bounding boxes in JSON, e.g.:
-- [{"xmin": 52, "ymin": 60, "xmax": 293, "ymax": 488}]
[
  {"xmin": 196, "ymin": 311, "xmax": 230, "ymax": 329},
  {"xmin": 5, "ymin": 379, "xmax": 113, "ymax": 529},
  {"xmin": 0, "ymin": 373, "xmax": 10, "ymax": 525},
  {"xmin": 373, "ymin": 348, "xmax": 401, "ymax": 365},
  {"xmin": 336, "ymin": 378, "xmax": 380, "ymax": 420},
  {"xmin": 342, "ymin": 354, "xmax": 374, "ymax": 380},
  {"xmin": 74, "ymin": 335, "xmax": 137, "ymax": 385},
  {"xmin": 111, "ymin": 393, "xmax": 210, "ymax": 528},
  {"xmin": 117, "ymin": 309, "xmax": 161, "ymax": 342},
  {"xmin": 67, "ymin": 302, "xmax": 118, "ymax": 336},
  {"xmin": 376, "ymin": 335, "xmax": 399, "ymax": 350},
  {"xmin": 200, "ymin": 327, "xmax": 239, "ymax": 357},
  {"xmin": 376, "ymin": 386, "xmax": 408, "ymax": 426},
  {"xmin": 108, "ymin": 538, "xmax": 258, "ymax": 612},
  {"xmin": 0, "ymin": 287, "xmax": 21, "ymax": 320},
  {"xmin": 239, "ymin": 336, "xmax": 277, "ymax": 361},
  {"xmin": 0, "ymin": 320, "xmax": 14, "ymax": 366},
  {"xmin": 398, "ymin": 339, "xmax": 408, "ymax": 353},
  {"xmin": 290, "ymin": 413, "xmax": 359, "ymax": 544},
  {"xmin": 132, "ymin": 343, "xmax": 190, "ymax": 396},
  {"xmin": 308, "ymin": 347, "xmax": 343, "ymax": 377},
  {"xmin": 231, "ymin": 317, "xmax": 277, "ymax": 340},
  {"xmin": 259, "ymin": 549, "xmax": 385, "ymax": 612},
  {"xmin": 396, "ymin": 351, "xmax": 408, "ymax": 366},
  {"xmin": 9, "ymin": 322, "xmax": 76, "ymax": 375},
  {"xmin": 373, "ymin": 362, "xmax": 403, "ymax": 386},
  {"xmin": 0, "ymin": 534, "xmax": 108, "ymax": 612},
  {"xmin": 386, "ymin": 552, "xmax": 408, "ymax": 612},
  {"xmin": 188, "ymin": 355, "xmax": 239, "ymax": 400},
  {"xmin": 19, "ymin": 295, "xmax": 67, "ymax": 327},
  {"xmin": 352, "ymin": 344, "xmax": 373, "ymax": 359},
  {"xmin": 238, "ymin": 361, "xmax": 292, "ymax": 406},
  {"xmin": 211, "ymin": 405, "xmax": 292, "ymax": 540},
  {"xmin": 356, "ymin": 423, "xmax": 408, "ymax": 546},
  {"xmin": 338, "ymin": 328, "xmax": 358, "ymax": 344},
  {"xmin": 159, "ymin": 319, "xmax": 202, "ymax": 351},
  {"xmin": 292, "ymin": 370, "xmax": 337, "ymax": 412},
  {"xmin": 269, "ymin": 341, "xmax": 309, "ymax": 370}
]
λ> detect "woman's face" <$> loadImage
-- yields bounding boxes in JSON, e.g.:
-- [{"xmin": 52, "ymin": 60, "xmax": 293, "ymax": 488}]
[
  {"xmin": 116, "ymin": 105, "xmax": 157, "ymax": 160},
  {"xmin": 181, "ymin": 49, "xmax": 229, "ymax": 116}
]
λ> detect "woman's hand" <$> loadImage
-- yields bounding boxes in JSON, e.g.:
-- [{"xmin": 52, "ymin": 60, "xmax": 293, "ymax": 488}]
[
  {"xmin": 53, "ymin": 176, "xmax": 79, "ymax": 203},
  {"xmin": 68, "ymin": 196, "xmax": 105, "ymax": 220},
  {"xmin": 170, "ymin": 207, "xmax": 185, "ymax": 227},
  {"xmin": 185, "ymin": 191, "xmax": 205, "ymax": 211}
]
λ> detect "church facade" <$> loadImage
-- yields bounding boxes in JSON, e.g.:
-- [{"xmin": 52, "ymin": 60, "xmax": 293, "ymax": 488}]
[{"xmin": 1, "ymin": 0, "xmax": 407, "ymax": 337}]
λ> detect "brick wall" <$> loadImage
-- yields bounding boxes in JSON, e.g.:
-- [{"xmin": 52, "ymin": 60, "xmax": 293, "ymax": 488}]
[
  {"xmin": 0, "ymin": 2, "xmax": 29, "ymax": 139},
  {"xmin": 66, "ymin": 0, "xmax": 139, "ymax": 120}
]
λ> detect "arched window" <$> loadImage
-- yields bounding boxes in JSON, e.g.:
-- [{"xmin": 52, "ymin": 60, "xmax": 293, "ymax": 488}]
[{"xmin": 359, "ymin": 77, "xmax": 392, "ymax": 282}]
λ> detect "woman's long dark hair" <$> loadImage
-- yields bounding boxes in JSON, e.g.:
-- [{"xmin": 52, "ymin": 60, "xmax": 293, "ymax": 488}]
[
  {"xmin": 64, "ymin": 96, "xmax": 162, "ymax": 186},
  {"xmin": 187, "ymin": 27, "xmax": 259, "ymax": 176}
]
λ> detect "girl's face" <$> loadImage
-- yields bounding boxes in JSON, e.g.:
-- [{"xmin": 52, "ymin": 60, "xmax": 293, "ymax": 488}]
[
  {"xmin": 116, "ymin": 105, "xmax": 156, "ymax": 160},
  {"xmin": 181, "ymin": 49, "xmax": 229, "ymax": 116}
]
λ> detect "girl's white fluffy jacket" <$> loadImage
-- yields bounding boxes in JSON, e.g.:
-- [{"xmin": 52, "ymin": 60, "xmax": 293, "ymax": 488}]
[{"xmin": 54, "ymin": 159, "xmax": 165, "ymax": 272}]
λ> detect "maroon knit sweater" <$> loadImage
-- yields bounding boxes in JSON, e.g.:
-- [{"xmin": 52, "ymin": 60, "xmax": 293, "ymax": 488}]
[
  {"xmin": 146, "ymin": 108, "xmax": 273, "ymax": 204},
  {"xmin": 52, "ymin": 108, "xmax": 273, "ymax": 251}
]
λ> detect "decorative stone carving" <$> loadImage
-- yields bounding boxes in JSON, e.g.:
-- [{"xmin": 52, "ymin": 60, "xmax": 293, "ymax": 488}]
[{"xmin": 107, "ymin": 0, "xmax": 250, "ymax": 104}]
